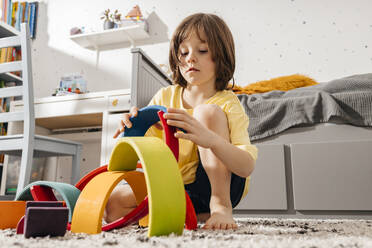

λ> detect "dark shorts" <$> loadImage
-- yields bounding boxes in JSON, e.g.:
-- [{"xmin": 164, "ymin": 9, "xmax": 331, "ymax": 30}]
[{"xmin": 184, "ymin": 160, "xmax": 246, "ymax": 214}]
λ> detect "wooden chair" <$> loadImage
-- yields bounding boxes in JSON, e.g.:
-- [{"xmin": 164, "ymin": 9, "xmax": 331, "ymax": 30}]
[{"xmin": 0, "ymin": 22, "xmax": 82, "ymax": 196}]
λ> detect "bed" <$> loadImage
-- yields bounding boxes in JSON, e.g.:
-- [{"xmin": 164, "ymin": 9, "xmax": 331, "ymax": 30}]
[{"xmin": 132, "ymin": 48, "xmax": 372, "ymax": 219}]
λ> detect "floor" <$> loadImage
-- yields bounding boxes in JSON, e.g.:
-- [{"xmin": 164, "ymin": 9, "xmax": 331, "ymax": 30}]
[{"xmin": 1, "ymin": 217, "xmax": 372, "ymax": 248}]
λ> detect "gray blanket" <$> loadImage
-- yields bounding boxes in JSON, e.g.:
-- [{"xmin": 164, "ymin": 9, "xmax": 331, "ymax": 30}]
[{"xmin": 238, "ymin": 73, "xmax": 372, "ymax": 141}]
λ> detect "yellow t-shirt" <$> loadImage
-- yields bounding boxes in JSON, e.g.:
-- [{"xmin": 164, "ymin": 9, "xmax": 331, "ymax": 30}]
[{"xmin": 146, "ymin": 84, "xmax": 258, "ymax": 198}]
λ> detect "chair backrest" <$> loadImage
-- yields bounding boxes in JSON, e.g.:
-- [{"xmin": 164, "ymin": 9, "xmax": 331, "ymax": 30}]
[{"xmin": 0, "ymin": 22, "xmax": 35, "ymax": 142}]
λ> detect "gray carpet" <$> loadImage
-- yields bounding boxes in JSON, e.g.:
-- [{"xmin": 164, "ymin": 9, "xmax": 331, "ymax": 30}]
[{"xmin": 1, "ymin": 217, "xmax": 372, "ymax": 248}]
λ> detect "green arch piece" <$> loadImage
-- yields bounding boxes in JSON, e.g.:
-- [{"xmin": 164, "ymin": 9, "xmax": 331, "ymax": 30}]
[
  {"xmin": 15, "ymin": 181, "xmax": 81, "ymax": 222},
  {"xmin": 108, "ymin": 137, "xmax": 186, "ymax": 237}
]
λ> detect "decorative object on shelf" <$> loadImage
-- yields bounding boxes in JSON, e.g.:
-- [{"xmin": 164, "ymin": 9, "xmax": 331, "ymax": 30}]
[
  {"xmin": 120, "ymin": 5, "xmax": 145, "ymax": 28},
  {"xmin": 113, "ymin": 9, "xmax": 122, "ymax": 28},
  {"xmin": 125, "ymin": 5, "xmax": 143, "ymax": 20},
  {"xmin": 69, "ymin": 27, "xmax": 83, "ymax": 35},
  {"xmin": 53, "ymin": 73, "xmax": 88, "ymax": 96},
  {"xmin": 101, "ymin": 9, "xmax": 115, "ymax": 30}
]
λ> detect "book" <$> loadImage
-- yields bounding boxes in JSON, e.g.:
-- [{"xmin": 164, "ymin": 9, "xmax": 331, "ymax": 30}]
[
  {"xmin": 14, "ymin": 1, "xmax": 21, "ymax": 30},
  {"xmin": 30, "ymin": 2, "xmax": 38, "ymax": 38},
  {"xmin": 2, "ymin": 0, "xmax": 7, "ymax": 23},
  {"xmin": 27, "ymin": 1, "xmax": 31, "ymax": 31},
  {"xmin": 21, "ymin": 2, "xmax": 26, "ymax": 23},
  {"xmin": 11, "ymin": 47, "xmax": 16, "ymax": 61},
  {"xmin": 5, "ymin": 46, "xmax": 12, "ymax": 62},
  {"xmin": 33, "ymin": 2, "xmax": 38, "ymax": 38},
  {"xmin": 0, "ymin": 0, "xmax": 3, "ymax": 23},
  {"xmin": 0, "ymin": 80, "xmax": 4, "ymax": 111},
  {"xmin": 24, "ymin": 2, "xmax": 29, "ymax": 24},
  {"xmin": 10, "ymin": 1, "xmax": 17, "ymax": 27},
  {"xmin": 0, "ymin": 47, "xmax": 7, "ymax": 63},
  {"xmin": 6, "ymin": 0, "xmax": 12, "ymax": 25}
]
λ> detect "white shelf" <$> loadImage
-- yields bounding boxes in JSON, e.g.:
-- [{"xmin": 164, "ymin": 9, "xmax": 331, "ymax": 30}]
[
  {"xmin": 69, "ymin": 22, "xmax": 149, "ymax": 50},
  {"xmin": 0, "ymin": 72, "xmax": 22, "ymax": 83},
  {"xmin": 0, "ymin": 21, "xmax": 20, "ymax": 38}
]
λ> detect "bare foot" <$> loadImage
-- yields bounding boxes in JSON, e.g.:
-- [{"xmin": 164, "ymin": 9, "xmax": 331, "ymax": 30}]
[
  {"xmin": 197, "ymin": 213, "xmax": 210, "ymax": 222},
  {"xmin": 202, "ymin": 209, "xmax": 237, "ymax": 230}
]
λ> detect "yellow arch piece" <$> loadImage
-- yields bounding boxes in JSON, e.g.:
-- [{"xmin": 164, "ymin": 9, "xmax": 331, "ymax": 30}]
[
  {"xmin": 109, "ymin": 137, "xmax": 186, "ymax": 237},
  {"xmin": 71, "ymin": 171, "xmax": 146, "ymax": 234},
  {"xmin": 72, "ymin": 137, "xmax": 186, "ymax": 237}
]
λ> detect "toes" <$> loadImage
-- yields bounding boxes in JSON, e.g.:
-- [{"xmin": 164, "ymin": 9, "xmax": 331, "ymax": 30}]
[
  {"xmin": 232, "ymin": 223, "xmax": 238, "ymax": 229},
  {"xmin": 203, "ymin": 222, "xmax": 238, "ymax": 230},
  {"xmin": 202, "ymin": 223, "xmax": 212, "ymax": 230}
]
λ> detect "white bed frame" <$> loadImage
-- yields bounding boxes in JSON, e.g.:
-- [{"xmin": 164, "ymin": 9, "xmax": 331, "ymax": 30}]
[
  {"xmin": 235, "ymin": 122, "xmax": 372, "ymax": 219},
  {"xmin": 133, "ymin": 48, "xmax": 372, "ymax": 219}
]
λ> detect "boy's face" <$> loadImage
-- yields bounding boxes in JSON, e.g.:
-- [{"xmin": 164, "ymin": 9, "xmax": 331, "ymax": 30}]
[{"xmin": 178, "ymin": 31, "xmax": 216, "ymax": 88}]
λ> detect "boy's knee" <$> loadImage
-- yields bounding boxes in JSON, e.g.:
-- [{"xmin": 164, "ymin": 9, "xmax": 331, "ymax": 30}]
[
  {"xmin": 193, "ymin": 104, "xmax": 226, "ymax": 126},
  {"xmin": 104, "ymin": 185, "xmax": 136, "ymax": 222},
  {"xmin": 104, "ymin": 189, "xmax": 120, "ymax": 222}
]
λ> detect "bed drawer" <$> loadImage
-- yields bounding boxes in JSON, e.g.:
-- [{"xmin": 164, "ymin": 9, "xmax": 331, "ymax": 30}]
[
  {"xmin": 235, "ymin": 144, "xmax": 287, "ymax": 210},
  {"xmin": 291, "ymin": 140, "xmax": 372, "ymax": 211}
]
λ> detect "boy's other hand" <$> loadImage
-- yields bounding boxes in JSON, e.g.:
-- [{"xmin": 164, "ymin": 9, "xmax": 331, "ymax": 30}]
[
  {"xmin": 113, "ymin": 106, "xmax": 139, "ymax": 138},
  {"xmin": 164, "ymin": 107, "xmax": 217, "ymax": 149}
]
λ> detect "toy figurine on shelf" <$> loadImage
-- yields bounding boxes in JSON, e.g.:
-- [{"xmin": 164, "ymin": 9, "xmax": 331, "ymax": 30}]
[
  {"xmin": 125, "ymin": 5, "xmax": 144, "ymax": 21},
  {"xmin": 120, "ymin": 5, "xmax": 146, "ymax": 27}
]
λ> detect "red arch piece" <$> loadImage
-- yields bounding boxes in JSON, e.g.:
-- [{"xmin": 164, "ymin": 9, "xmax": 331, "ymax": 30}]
[
  {"xmin": 30, "ymin": 185, "xmax": 58, "ymax": 201},
  {"xmin": 158, "ymin": 110, "xmax": 197, "ymax": 229},
  {"xmin": 16, "ymin": 216, "xmax": 25, "ymax": 234},
  {"xmin": 185, "ymin": 192, "xmax": 197, "ymax": 230},
  {"xmin": 158, "ymin": 111, "xmax": 179, "ymax": 161},
  {"xmin": 102, "ymin": 196, "xmax": 149, "ymax": 231},
  {"xmin": 75, "ymin": 165, "xmax": 108, "ymax": 191}
]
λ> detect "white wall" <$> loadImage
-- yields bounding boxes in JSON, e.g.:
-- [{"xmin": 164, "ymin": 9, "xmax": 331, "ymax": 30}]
[{"xmin": 31, "ymin": 0, "xmax": 372, "ymax": 98}]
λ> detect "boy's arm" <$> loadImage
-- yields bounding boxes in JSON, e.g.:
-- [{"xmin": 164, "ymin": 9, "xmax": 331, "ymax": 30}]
[{"xmin": 165, "ymin": 107, "xmax": 256, "ymax": 178}]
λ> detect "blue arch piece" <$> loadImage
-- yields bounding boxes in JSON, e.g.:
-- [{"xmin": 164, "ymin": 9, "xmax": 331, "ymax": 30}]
[
  {"xmin": 120, "ymin": 105, "xmax": 167, "ymax": 137},
  {"xmin": 119, "ymin": 105, "xmax": 186, "ymax": 138}
]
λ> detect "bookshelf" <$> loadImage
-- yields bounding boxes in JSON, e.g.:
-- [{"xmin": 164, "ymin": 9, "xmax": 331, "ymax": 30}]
[
  {"xmin": 0, "ymin": 22, "xmax": 23, "ymax": 84},
  {"xmin": 69, "ymin": 22, "xmax": 149, "ymax": 67},
  {"xmin": 0, "ymin": 21, "xmax": 23, "ymax": 190}
]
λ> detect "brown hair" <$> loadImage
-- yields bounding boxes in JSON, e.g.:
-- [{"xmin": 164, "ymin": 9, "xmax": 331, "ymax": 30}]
[{"xmin": 169, "ymin": 13, "xmax": 235, "ymax": 91}]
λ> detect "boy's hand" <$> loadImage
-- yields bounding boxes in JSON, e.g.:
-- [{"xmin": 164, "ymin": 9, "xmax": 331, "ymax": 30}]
[
  {"xmin": 113, "ymin": 106, "xmax": 163, "ymax": 138},
  {"xmin": 113, "ymin": 106, "xmax": 138, "ymax": 138},
  {"xmin": 163, "ymin": 108, "xmax": 217, "ymax": 149}
]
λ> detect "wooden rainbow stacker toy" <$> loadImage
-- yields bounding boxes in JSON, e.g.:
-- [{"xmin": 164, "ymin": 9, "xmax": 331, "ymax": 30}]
[{"xmin": 0, "ymin": 105, "xmax": 197, "ymax": 237}]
